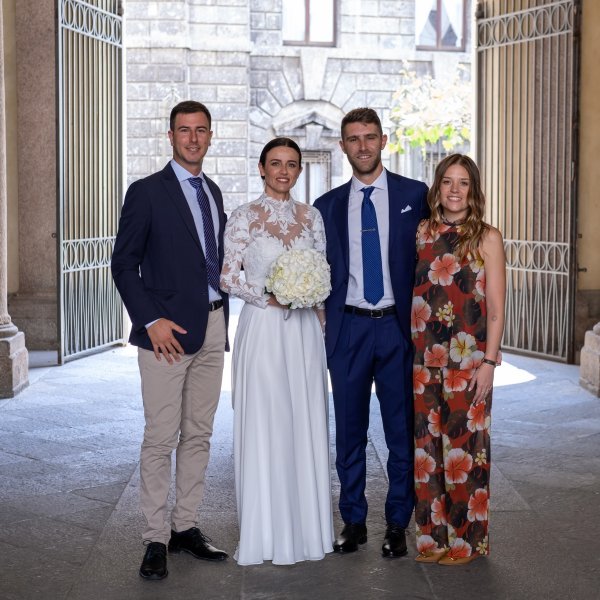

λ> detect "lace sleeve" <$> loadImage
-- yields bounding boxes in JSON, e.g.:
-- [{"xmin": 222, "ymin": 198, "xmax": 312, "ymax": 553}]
[
  {"xmin": 220, "ymin": 207, "xmax": 269, "ymax": 308},
  {"xmin": 311, "ymin": 207, "xmax": 327, "ymax": 255},
  {"xmin": 310, "ymin": 206, "xmax": 328, "ymax": 309}
]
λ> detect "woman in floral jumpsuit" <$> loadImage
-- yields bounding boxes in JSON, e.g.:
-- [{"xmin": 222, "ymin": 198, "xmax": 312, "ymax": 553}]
[{"xmin": 411, "ymin": 154, "xmax": 506, "ymax": 565}]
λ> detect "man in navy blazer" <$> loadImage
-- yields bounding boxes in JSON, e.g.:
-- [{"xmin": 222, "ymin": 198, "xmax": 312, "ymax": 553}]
[
  {"xmin": 314, "ymin": 108, "xmax": 429, "ymax": 558},
  {"xmin": 112, "ymin": 101, "xmax": 229, "ymax": 580}
]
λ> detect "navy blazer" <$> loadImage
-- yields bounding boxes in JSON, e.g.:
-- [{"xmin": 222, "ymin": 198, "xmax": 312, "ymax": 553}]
[
  {"xmin": 111, "ymin": 162, "xmax": 229, "ymax": 354},
  {"xmin": 313, "ymin": 169, "xmax": 429, "ymax": 358}
]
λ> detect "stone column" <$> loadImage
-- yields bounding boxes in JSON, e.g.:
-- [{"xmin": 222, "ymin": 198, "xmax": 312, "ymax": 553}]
[
  {"xmin": 0, "ymin": 2, "xmax": 28, "ymax": 398},
  {"xmin": 7, "ymin": 0, "xmax": 58, "ymax": 351},
  {"xmin": 580, "ymin": 323, "xmax": 600, "ymax": 397}
]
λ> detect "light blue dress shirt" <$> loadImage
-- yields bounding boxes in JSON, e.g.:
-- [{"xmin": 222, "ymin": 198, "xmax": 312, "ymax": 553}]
[{"xmin": 170, "ymin": 159, "xmax": 222, "ymax": 303}]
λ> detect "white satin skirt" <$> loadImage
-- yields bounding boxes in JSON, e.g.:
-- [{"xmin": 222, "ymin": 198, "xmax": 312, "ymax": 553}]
[{"xmin": 232, "ymin": 303, "xmax": 334, "ymax": 565}]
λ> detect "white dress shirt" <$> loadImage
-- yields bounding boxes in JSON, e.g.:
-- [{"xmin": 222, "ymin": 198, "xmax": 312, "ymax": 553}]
[{"xmin": 346, "ymin": 169, "xmax": 395, "ymax": 309}]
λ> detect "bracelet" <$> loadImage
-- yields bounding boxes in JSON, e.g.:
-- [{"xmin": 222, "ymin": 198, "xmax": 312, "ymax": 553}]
[{"xmin": 482, "ymin": 358, "xmax": 497, "ymax": 367}]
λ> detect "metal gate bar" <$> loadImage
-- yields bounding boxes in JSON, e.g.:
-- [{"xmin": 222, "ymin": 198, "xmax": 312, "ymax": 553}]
[
  {"xmin": 58, "ymin": 0, "xmax": 124, "ymax": 362},
  {"xmin": 476, "ymin": 0, "xmax": 580, "ymax": 361}
]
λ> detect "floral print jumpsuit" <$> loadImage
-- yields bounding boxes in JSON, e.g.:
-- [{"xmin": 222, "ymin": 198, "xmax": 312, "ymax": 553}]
[{"xmin": 412, "ymin": 222, "xmax": 491, "ymax": 559}]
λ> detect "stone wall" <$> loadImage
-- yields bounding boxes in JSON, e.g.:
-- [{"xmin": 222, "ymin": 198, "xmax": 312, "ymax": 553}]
[
  {"xmin": 578, "ymin": 0, "xmax": 600, "ymax": 377},
  {"xmin": 124, "ymin": 0, "xmax": 251, "ymax": 210},
  {"xmin": 125, "ymin": 0, "xmax": 471, "ymax": 209}
]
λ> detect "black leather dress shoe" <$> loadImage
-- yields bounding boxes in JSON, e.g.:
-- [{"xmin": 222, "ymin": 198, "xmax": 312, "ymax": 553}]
[
  {"xmin": 333, "ymin": 523, "xmax": 368, "ymax": 553},
  {"xmin": 381, "ymin": 524, "xmax": 407, "ymax": 557},
  {"xmin": 168, "ymin": 527, "xmax": 228, "ymax": 561},
  {"xmin": 139, "ymin": 542, "xmax": 168, "ymax": 580}
]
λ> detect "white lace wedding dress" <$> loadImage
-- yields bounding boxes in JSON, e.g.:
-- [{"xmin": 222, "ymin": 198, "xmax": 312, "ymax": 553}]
[{"xmin": 220, "ymin": 193, "xmax": 334, "ymax": 566}]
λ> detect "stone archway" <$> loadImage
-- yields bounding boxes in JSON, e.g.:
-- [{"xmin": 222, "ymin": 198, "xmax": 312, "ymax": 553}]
[{"xmin": 248, "ymin": 98, "xmax": 346, "ymax": 203}]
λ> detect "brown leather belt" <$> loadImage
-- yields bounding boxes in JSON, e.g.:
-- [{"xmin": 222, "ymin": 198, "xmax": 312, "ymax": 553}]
[{"xmin": 344, "ymin": 305, "xmax": 396, "ymax": 318}]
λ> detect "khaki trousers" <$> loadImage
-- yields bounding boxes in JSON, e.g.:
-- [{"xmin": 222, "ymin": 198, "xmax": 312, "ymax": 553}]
[{"xmin": 137, "ymin": 308, "xmax": 225, "ymax": 543}]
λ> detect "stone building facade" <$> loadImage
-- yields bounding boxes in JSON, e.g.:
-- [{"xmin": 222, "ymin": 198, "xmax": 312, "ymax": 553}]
[{"xmin": 125, "ymin": 0, "xmax": 472, "ymax": 211}]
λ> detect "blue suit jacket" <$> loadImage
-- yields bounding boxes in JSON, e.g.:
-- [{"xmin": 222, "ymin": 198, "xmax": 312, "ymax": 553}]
[
  {"xmin": 111, "ymin": 162, "xmax": 229, "ymax": 354},
  {"xmin": 313, "ymin": 169, "xmax": 429, "ymax": 358}
]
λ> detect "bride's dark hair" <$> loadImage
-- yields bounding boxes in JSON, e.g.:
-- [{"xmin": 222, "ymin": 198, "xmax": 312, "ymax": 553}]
[{"xmin": 259, "ymin": 137, "xmax": 302, "ymax": 179}]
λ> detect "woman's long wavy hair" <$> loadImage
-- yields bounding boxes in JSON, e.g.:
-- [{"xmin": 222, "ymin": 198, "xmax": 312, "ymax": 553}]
[{"xmin": 427, "ymin": 154, "xmax": 489, "ymax": 261}]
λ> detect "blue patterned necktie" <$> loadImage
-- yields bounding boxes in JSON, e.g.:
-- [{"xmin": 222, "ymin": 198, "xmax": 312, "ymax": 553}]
[
  {"xmin": 188, "ymin": 177, "xmax": 221, "ymax": 293},
  {"xmin": 361, "ymin": 186, "xmax": 384, "ymax": 305}
]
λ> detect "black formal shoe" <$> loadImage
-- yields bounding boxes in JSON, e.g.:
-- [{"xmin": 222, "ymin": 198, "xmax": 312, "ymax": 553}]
[
  {"xmin": 333, "ymin": 523, "xmax": 368, "ymax": 553},
  {"xmin": 168, "ymin": 527, "xmax": 228, "ymax": 561},
  {"xmin": 381, "ymin": 524, "xmax": 407, "ymax": 558},
  {"xmin": 139, "ymin": 542, "xmax": 168, "ymax": 580}
]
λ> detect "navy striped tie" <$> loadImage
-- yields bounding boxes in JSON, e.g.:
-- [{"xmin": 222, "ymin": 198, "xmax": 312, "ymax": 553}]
[
  {"xmin": 188, "ymin": 177, "xmax": 221, "ymax": 293},
  {"xmin": 361, "ymin": 186, "xmax": 384, "ymax": 305}
]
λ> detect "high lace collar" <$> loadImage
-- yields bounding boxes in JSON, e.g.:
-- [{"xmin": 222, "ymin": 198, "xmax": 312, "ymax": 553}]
[{"xmin": 260, "ymin": 193, "xmax": 294, "ymax": 213}]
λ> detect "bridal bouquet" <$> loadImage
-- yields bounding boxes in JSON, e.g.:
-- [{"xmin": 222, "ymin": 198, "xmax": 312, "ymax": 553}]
[{"xmin": 265, "ymin": 248, "xmax": 331, "ymax": 309}]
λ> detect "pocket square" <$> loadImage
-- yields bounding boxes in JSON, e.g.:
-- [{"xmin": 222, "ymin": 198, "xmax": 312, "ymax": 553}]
[{"xmin": 401, "ymin": 205, "xmax": 412, "ymax": 214}]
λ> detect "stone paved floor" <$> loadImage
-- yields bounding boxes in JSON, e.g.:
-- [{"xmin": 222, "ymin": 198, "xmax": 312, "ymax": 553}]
[{"xmin": 1, "ymin": 310, "xmax": 599, "ymax": 599}]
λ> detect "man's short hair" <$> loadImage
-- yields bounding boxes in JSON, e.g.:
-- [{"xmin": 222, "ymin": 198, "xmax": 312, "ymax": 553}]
[
  {"xmin": 341, "ymin": 107, "xmax": 383, "ymax": 137},
  {"xmin": 169, "ymin": 101, "xmax": 212, "ymax": 131}
]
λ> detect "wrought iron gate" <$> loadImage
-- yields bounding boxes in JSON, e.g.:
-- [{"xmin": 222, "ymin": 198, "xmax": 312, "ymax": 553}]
[
  {"xmin": 476, "ymin": 0, "xmax": 580, "ymax": 361},
  {"xmin": 57, "ymin": 0, "xmax": 124, "ymax": 362}
]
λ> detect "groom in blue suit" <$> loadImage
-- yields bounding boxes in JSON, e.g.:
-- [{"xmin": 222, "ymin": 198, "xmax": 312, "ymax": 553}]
[
  {"xmin": 314, "ymin": 108, "xmax": 429, "ymax": 557},
  {"xmin": 112, "ymin": 101, "xmax": 229, "ymax": 580}
]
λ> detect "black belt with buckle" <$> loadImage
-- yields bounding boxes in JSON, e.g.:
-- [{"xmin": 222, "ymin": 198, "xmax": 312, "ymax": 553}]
[
  {"xmin": 208, "ymin": 299, "xmax": 224, "ymax": 312},
  {"xmin": 344, "ymin": 305, "xmax": 396, "ymax": 318}
]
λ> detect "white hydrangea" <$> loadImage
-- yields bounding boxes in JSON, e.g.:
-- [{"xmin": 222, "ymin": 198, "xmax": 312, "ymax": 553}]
[{"xmin": 265, "ymin": 248, "xmax": 331, "ymax": 309}]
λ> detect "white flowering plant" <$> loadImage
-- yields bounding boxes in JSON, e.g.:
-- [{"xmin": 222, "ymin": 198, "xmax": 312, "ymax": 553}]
[
  {"xmin": 388, "ymin": 63, "xmax": 472, "ymax": 155},
  {"xmin": 265, "ymin": 248, "xmax": 331, "ymax": 309}
]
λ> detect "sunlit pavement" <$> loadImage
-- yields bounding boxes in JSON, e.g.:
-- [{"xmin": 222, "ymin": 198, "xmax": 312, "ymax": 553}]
[{"xmin": 1, "ymin": 301, "xmax": 598, "ymax": 599}]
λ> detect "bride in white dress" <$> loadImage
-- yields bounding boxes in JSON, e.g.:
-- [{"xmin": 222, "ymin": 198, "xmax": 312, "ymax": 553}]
[{"xmin": 220, "ymin": 138, "xmax": 334, "ymax": 565}]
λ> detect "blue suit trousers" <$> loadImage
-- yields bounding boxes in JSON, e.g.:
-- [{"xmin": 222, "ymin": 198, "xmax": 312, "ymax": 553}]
[{"xmin": 328, "ymin": 310, "xmax": 414, "ymax": 527}]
